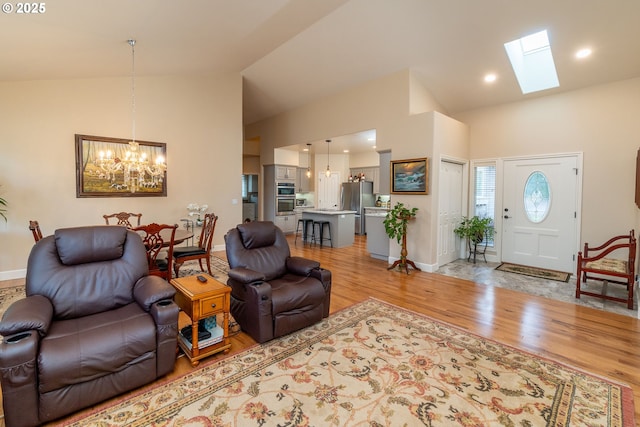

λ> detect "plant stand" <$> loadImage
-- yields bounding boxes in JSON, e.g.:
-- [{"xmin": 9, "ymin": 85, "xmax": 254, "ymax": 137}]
[
  {"xmin": 387, "ymin": 222, "xmax": 421, "ymax": 274},
  {"xmin": 467, "ymin": 239, "xmax": 488, "ymax": 264}
]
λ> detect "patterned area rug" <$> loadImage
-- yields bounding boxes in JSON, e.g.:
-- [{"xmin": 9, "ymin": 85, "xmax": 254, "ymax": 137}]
[
  {"xmin": 64, "ymin": 298, "xmax": 634, "ymax": 427},
  {"xmin": 496, "ymin": 262, "xmax": 571, "ymax": 282}
]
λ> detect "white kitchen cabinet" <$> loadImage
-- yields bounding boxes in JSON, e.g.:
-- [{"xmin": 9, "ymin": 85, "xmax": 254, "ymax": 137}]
[
  {"xmin": 276, "ymin": 166, "xmax": 297, "ymax": 180},
  {"xmin": 349, "ymin": 167, "xmax": 380, "ymax": 193},
  {"xmin": 274, "ymin": 215, "xmax": 296, "ymax": 234}
]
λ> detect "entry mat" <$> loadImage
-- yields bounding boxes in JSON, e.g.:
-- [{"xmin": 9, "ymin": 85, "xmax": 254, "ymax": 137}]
[{"xmin": 496, "ymin": 262, "xmax": 571, "ymax": 282}]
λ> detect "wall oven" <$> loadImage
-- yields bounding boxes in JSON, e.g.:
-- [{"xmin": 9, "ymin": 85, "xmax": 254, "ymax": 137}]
[
  {"xmin": 276, "ymin": 181, "xmax": 296, "ymax": 215},
  {"xmin": 276, "ymin": 197, "xmax": 295, "ymax": 215},
  {"xmin": 276, "ymin": 182, "xmax": 296, "ymax": 197}
]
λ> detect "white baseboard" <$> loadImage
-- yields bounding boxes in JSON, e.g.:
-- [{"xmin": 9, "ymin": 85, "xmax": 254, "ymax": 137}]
[{"xmin": 0, "ymin": 269, "xmax": 26, "ymax": 281}]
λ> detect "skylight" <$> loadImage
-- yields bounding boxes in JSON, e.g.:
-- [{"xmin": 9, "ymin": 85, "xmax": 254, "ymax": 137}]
[{"xmin": 504, "ymin": 30, "xmax": 559, "ymax": 94}]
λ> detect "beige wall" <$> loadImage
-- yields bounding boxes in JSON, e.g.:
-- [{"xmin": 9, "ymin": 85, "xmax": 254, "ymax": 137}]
[
  {"xmin": 245, "ymin": 69, "xmax": 460, "ymax": 270},
  {"xmin": 454, "ymin": 77, "xmax": 640, "ymax": 247},
  {"xmin": 246, "ymin": 69, "xmax": 640, "ymax": 270},
  {"xmin": 0, "ymin": 73, "xmax": 243, "ymax": 278}
]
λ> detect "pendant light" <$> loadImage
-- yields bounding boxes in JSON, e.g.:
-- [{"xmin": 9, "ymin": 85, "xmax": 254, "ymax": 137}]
[
  {"xmin": 305, "ymin": 143, "xmax": 312, "ymax": 178},
  {"xmin": 325, "ymin": 139, "xmax": 331, "ymax": 177}
]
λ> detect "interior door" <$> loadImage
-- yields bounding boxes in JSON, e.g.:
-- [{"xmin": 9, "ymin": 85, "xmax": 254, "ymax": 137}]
[
  {"xmin": 317, "ymin": 172, "xmax": 341, "ymax": 209},
  {"xmin": 438, "ymin": 160, "xmax": 463, "ymax": 266},
  {"xmin": 502, "ymin": 155, "xmax": 578, "ymax": 272}
]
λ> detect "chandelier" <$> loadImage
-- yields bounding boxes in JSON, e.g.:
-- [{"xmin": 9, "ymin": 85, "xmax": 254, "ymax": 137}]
[{"xmin": 95, "ymin": 39, "xmax": 167, "ymax": 193}]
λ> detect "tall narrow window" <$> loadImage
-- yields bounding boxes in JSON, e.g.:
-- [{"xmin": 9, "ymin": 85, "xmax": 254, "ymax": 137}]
[{"xmin": 474, "ymin": 164, "xmax": 496, "ymax": 246}]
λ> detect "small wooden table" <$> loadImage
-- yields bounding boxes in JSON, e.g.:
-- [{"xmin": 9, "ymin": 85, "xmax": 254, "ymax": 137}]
[{"xmin": 170, "ymin": 274, "xmax": 231, "ymax": 366}]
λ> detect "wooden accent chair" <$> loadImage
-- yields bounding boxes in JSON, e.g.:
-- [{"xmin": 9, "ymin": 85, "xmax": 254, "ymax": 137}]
[
  {"xmin": 576, "ymin": 230, "xmax": 636, "ymax": 309},
  {"xmin": 103, "ymin": 212, "xmax": 142, "ymax": 228},
  {"xmin": 133, "ymin": 223, "xmax": 178, "ymax": 281},
  {"xmin": 29, "ymin": 220, "xmax": 43, "ymax": 242},
  {"xmin": 173, "ymin": 212, "xmax": 218, "ymax": 277}
]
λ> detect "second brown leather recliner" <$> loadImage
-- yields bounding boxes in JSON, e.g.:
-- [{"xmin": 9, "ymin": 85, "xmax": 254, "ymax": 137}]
[{"xmin": 225, "ymin": 221, "xmax": 331, "ymax": 343}]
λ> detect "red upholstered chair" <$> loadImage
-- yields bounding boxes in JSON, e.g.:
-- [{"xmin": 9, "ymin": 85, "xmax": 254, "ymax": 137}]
[
  {"xmin": 0, "ymin": 226, "xmax": 179, "ymax": 426},
  {"xmin": 173, "ymin": 212, "xmax": 218, "ymax": 277},
  {"xmin": 576, "ymin": 230, "xmax": 636, "ymax": 309},
  {"xmin": 133, "ymin": 223, "xmax": 178, "ymax": 281}
]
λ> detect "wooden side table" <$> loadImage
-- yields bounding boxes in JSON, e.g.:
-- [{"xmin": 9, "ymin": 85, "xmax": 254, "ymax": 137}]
[{"xmin": 170, "ymin": 274, "xmax": 231, "ymax": 366}]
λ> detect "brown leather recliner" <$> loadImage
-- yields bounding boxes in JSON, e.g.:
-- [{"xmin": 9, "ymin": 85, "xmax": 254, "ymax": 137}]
[
  {"xmin": 225, "ymin": 221, "xmax": 331, "ymax": 344},
  {"xmin": 0, "ymin": 226, "xmax": 179, "ymax": 427}
]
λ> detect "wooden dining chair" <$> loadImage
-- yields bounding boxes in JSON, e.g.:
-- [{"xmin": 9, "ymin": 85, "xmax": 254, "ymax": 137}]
[
  {"xmin": 132, "ymin": 223, "xmax": 178, "ymax": 281},
  {"xmin": 103, "ymin": 212, "xmax": 142, "ymax": 228},
  {"xmin": 173, "ymin": 212, "xmax": 218, "ymax": 277},
  {"xmin": 29, "ymin": 220, "xmax": 43, "ymax": 243}
]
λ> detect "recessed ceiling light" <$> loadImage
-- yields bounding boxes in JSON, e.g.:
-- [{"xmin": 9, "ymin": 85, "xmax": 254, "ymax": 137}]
[
  {"xmin": 576, "ymin": 48, "xmax": 592, "ymax": 59},
  {"xmin": 343, "ymin": 149, "xmax": 349, "ymax": 153},
  {"xmin": 372, "ymin": 145, "xmax": 377, "ymax": 149},
  {"xmin": 367, "ymin": 137, "xmax": 375, "ymax": 141},
  {"xmin": 484, "ymin": 73, "xmax": 497, "ymax": 83},
  {"xmin": 303, "ymin": 148, "xmax": 309, "ymax": 152}
]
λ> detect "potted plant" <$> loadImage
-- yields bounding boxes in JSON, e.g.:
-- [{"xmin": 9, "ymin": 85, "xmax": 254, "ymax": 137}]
[
  {"xmin": 454, "ymin": 216, "xmax": 494, "ymax": 263},
  {"xmin": 384, "ymin": 202, "xmax": 420, "ymax": 273}
]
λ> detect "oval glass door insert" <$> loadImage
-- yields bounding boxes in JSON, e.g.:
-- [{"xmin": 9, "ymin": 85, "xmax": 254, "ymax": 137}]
[{"xmin": 523, "ymin": 171, "xmax": 550, "ymax": 223}]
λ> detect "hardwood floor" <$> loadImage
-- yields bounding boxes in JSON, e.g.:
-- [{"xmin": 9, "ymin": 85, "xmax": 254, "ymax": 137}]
[{"xmin": 2, "ymin": 234, "xmax": 639, "ymax": 425}]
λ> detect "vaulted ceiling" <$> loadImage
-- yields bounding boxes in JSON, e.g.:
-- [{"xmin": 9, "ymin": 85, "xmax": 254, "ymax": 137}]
[{"xmin": 2, "ymin": 0, "xmax": 639, "ymax": 126}]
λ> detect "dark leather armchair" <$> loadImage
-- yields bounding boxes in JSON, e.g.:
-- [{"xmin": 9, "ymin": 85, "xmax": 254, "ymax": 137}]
[
  {"xmin": 225, "ymin": 221, "xmax": 332, "ymax": 344},
  {"xmin": 0, "ymin": 226, "xmax": 179, "ymax": 427}
]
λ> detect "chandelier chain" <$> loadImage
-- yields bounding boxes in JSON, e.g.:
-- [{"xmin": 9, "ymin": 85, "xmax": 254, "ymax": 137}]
[{"xmin": 128, "ymin": 39, "xmax": 136, "ymax": 144}]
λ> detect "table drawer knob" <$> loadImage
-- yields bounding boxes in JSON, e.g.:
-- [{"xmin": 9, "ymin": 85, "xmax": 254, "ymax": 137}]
[{"xmin": 211, "ymin": 303, "xmax": 216, "ymax": 308}]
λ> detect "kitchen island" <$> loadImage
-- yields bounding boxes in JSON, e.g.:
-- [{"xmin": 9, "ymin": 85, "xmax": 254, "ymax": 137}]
[{"xmin": 302, "ymin": 210, "xmax": 356, "ymax": 248}]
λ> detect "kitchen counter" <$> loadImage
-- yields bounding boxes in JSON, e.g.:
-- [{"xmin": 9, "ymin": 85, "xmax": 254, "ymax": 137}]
[
  {"xmin": 303, "ymin": 209, "xmax": 357, "ymax": 215},
  {"xmin": 302, "ymin": 210, "xmax": 356, "ymax": 248}
]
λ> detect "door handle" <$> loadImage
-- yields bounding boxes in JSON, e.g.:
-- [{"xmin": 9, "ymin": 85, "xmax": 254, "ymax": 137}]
[{"xmin": 504, "ymin": 215, "xmax": 510, "ymax": 219}]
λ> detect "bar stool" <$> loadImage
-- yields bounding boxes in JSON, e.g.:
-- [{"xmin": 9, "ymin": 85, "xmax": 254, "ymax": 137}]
[
  {"xmin": 312, "ymin": 220, "xmax": 333, "ymax": 247},
  {"xmin": 295, "ymin": 219, "xmax": 314, "ymax": 245}
]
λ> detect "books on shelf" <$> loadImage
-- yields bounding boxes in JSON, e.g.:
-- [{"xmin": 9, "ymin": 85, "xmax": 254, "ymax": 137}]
[{"xmin": 179, "ymin": 323, "xmax": 224, "ymax": 350}]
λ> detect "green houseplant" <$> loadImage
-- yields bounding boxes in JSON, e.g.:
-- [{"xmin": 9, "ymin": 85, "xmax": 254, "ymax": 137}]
[
  {"xmin": 384, "ymin": 202, "xmax": 420, "ymax": 273},
  {"xmin": 454, "ymin": 215, "xmax": 494, "ymax": 263}
]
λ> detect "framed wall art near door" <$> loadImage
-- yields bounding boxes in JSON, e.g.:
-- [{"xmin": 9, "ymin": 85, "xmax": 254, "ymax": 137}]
[
  {"xmin": 75, "ymin": 134, "xmax": 167, "ymax": 198},
  {"xmin": 391, "ymin": 157, "xmax": 429, "ymax": 195}
]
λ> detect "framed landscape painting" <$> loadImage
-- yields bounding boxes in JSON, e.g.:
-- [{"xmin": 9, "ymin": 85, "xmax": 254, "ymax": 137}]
[
  {"xmin": 391, "ymin": 157, "xmax": 428, "ymax": 195},
  {"xmin": 75, "ymin": 134, "xmax": 167, "ymax": 198}
]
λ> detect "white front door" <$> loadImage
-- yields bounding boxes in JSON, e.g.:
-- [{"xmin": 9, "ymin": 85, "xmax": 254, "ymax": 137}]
[
  {"xmin": 438, "ymin": 160, "xmax": 464, "ymax": 266},
  {"xmin": 502, "ymin": 155, "xmax": 579, "ymax": 273}
]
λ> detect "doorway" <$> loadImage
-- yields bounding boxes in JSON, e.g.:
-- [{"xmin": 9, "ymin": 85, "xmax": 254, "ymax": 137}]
[
  {"xmin": 438, "ymin": 160, "xmax": 464, "ymax": 266},
  {"xmin": 317, "ymin": 172, "xmax": 341, "ymax": 209},
  {"xmin": 501, "ymin": 155, "xmax": 580, "ymax": 273},
  {"xmin": 242, "ymin": 174, "xmax": 259, "ymax": 222}
]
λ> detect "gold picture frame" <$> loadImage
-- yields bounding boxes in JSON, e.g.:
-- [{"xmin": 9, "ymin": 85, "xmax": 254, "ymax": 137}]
[
  {"xmin": 75, "ymin": 134, "xmax": 167, "ymax": 198},
  {"xmin": 390, "ymin": 157, "xmax": 428, "ymax": 195}
]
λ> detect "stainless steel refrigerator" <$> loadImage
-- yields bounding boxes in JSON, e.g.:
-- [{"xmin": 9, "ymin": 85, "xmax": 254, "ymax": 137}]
[{"xmin": 341, "ymin": 181, "xmax": 375, "ymax": 235}]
